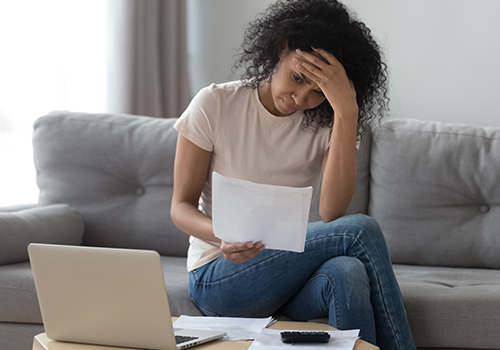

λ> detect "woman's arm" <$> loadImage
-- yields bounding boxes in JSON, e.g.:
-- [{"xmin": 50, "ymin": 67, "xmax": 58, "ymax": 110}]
[
  {"xmin": 171, "ymin": 134, "xmax": 264, "ymax": 262},
  {"xmin": 171, "ymin": 134, "xmax": 214, "ymax": 240},
  {"xmin": 295, "ymin": 48, "xmax": 359, "ymax": 222},
  {"xmin": 320, "ymin": 115, "xmax": 358, "ymax": 222}
]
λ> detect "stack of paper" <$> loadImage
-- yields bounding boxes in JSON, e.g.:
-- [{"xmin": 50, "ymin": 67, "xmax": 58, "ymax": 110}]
[
  {"xmin": 212, "ymin": 172, "xmax": 313, "ymax": 252},
  {"xmin": 248, "ymin": 329, "xmax": 360, "ymax": 349},
  {"xmin": 173, "ymin": 315, "xmax": 276, "ymax": 341},
  {"xmin": 174, "ymin": 315, "xmax": 360, "ymax": 349}
]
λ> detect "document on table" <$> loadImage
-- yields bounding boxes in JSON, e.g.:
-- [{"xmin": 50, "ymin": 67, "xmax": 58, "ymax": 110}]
[
  {"xmin": 248, "ymin": 328, "xmax": 360, "ymax": 350},
  {"xmin": 173, "ymin": 315, "xmax": 276, "ymax": 341},
  {"xmin": 212, "ymin": 172, "xmax": 313, "ymax": 253}
]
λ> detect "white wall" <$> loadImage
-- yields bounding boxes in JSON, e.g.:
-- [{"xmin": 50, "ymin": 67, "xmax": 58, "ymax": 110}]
[
  {"xmin": 187, "ymin": 0, "xmax": 500, "ymax": 127},
  {"xmin": 186, "ymin": 0, "xmax": 274, "ymax": 95}
]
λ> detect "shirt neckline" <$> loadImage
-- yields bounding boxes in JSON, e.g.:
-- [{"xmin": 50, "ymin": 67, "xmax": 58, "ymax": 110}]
[{"xmin": 251, "ymin": 86, "xmax": 303, "ymax": 123}]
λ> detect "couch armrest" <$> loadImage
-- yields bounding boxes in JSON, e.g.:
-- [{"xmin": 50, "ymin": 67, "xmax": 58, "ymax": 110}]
[
  {"xmin": 0, "ymin": 203, "xmax": 39, "ymax": 213},
  {"xmin": 0, "ymin": 204, "xmax": 84, "ymax": 265}
]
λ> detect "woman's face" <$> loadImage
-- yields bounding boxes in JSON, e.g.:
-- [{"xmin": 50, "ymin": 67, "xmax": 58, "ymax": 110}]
[{"xmin": 259, "ymin": 50, "xmax": 326, "ymax": 116}]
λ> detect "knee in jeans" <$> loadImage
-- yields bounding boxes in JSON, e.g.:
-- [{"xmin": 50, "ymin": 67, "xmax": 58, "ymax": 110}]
[
  {"xmin": 351, "ymin": 214, "xmax": 385, "ymax": 243},
  {"xmin": 321, "ymin": 257, "xmax": 369, "ymax": 291},
  {"xmin": 353, "ymin": 214, "xmax": 380, "ymax": 230}
]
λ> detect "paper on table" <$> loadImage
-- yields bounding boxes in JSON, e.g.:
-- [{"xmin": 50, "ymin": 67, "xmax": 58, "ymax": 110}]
[
  {"xmin": 248, "ymin": 328, "xmax": 360, "ymax": 350},
  {"xmin": 173, "ymin": 315, "xmax": 276, "ymax": 341},
  {"xmin": 212, "ymin": 172, "xmax": 313, "ymax": 252}
]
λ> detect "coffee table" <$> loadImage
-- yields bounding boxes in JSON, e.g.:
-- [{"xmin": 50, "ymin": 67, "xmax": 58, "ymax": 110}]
[{"xmin": 33, "ymin": 318, "xmax": 379, "ymax": 350}]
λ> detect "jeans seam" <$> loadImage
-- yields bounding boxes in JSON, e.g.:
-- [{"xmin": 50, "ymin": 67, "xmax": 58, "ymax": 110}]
[
  {"xmin": 306, "ymin": 273, "xmax": 340, "ymax": 328},
  {"xmin": 305, "ymin": 230, "xmax": 403, "ymax": 349},
  {"xmin": 194, "ymin": 252, "xmax": 289, "ymax": 286},
  {"xmin": 352, "ymin": 233, "xmax": 404, "ymax": 350},
  {"xmin": 189, "ymin": 291, "xmax": 221, "ymax": 317}
]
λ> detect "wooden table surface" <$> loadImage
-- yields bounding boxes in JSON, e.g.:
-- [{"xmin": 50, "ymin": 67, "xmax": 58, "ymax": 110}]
[{"xmin": 33, "ymin": 318, "xmax": 379, "ymax": 350}]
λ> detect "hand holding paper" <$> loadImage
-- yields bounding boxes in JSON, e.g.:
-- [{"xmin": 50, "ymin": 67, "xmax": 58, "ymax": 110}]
[{"xmin": 212, "ymin": 172, "xmax": 313, "ymax": 253}]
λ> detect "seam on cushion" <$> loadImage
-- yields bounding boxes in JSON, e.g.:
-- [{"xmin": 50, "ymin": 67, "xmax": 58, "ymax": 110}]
[
  {"xmin": 34, "ymin": 115, "xmax": 175, "ymax": 131},
  {"xmin": 370, "ymin": 158, "xmax": 484, "ymax": 204},
  {"xmin": 402, "ymin": 281, "xmax": 500, "ymax": 287},
  {"xmin": 385, "ymin": 127, "xmax": 500, "ymax": 142},
  {"xmin": 0, "ymin": 286, "xmax": 36, "ymax": 292},
  {"xmin": 408, "ymin": 316, "xmax": 500, "ymax": 321}
]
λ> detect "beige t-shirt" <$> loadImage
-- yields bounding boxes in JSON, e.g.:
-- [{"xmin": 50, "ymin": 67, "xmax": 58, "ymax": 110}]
[{"xmin": 174, "ymin": 81, "xmax": 331, "ymax": 271}]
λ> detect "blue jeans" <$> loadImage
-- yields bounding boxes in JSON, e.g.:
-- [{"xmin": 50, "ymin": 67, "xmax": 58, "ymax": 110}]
[{"xmin": 189, "ymin": 214, "xmax": 416, "ymax": 350}]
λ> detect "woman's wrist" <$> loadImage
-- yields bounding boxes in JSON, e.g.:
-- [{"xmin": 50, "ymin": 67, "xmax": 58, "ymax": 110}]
[{"xmin": 331, "ymin": 110, "xmax": 358, "ymax": 143}]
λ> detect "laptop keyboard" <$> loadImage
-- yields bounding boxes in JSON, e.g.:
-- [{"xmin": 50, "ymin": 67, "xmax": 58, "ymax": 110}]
[{"xmin": 175, "ymin": 335, "xmax": 199, "ymax": 344}]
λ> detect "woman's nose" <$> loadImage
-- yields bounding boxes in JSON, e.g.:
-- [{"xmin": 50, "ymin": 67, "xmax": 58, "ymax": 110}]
[{"xmin": 291, "ymin": 91, "xmax": 306, "ymax": 106}]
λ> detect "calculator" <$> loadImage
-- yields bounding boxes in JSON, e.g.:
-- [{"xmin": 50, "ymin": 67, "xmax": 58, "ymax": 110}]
[{"xmin": 281, "ymin": 331, "xmax": 331, "ymax": 343}]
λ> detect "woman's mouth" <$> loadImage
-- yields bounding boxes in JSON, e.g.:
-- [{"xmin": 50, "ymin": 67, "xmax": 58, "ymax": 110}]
[{"xmin": 281, "ymin": 98, "xmax": 298, "ymax": 114}]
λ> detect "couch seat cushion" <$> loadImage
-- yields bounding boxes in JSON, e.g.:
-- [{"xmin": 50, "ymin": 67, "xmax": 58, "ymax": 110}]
[
  {"xmin": 394, "ymin": 264, "xmax": 500, "ymax": 349},
  {"xmin": 160, "ymin": 256, "xmax": 203, "ymax": 317},
  {"xmin": 0, "ymin": 261, "xmax": 41, "ymax": 323},
  {"xmin": 0, "ymin": 255, "xmax": 200, "ymax": 324}
]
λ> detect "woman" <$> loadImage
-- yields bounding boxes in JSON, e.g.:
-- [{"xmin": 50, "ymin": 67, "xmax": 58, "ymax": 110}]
[{"xmin": 171, "ymin": 0, "xmax": 416, "ymax": 348}]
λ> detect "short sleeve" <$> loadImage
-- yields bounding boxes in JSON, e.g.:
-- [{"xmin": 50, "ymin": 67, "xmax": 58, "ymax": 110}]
[{"xmin": 174, "ymin": 84, "xmax": 218, "ymax": 152}]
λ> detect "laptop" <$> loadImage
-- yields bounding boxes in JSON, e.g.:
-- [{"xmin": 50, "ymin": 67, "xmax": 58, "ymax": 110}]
[{"xmin": 28, "ymin": 243, "xmax": 226, "ymax": 350}]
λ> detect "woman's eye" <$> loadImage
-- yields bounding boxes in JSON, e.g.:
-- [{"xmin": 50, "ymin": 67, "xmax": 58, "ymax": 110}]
[
  {"xmin": 292, "ymin": 73, "xmax": 301, "ymax": 82},
  {"xmin": 315, "ymin": 90, "xmax": 325, "ymax": 97}
]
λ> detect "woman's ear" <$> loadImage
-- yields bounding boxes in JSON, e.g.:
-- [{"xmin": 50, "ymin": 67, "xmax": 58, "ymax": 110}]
[{"xmin": 277, "ymin": 39, "xmax": 289, "ymax": 57}]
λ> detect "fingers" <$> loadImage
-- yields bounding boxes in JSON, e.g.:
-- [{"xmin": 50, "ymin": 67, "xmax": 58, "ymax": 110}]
[
  {"xmin": 293, "ymin": 47, "xmax": 358, "ymax": 117},
  {"xmin": 294, "ymin": 47, "xmax": 352, "ymax": 88},
  {"xmin": 221, "ymin": 241, "xmax": 265, "ymax": 264},
  {"xmin": 293, "ymin": 50, "xmax": 325, "ymax": 82},
  {"xmin": 293, "ymin": 56, "xmax": 322, "ymax": 82},
  {"xmin": 229, "ymin": 241, "xmax": 257, "ymax": 252},
  {"xmin": 294, "ymin": 48, "xmax": 346, "ymax": 80},
  {"xmin": 293, "ymin": 49, "xmax": 328, "ymax": 82}
]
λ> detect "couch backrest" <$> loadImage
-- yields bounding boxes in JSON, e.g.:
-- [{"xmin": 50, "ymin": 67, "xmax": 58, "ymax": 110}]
[
  {"xmin": 33, "ymin": 111, "xmax": 189, "ymax": 257},
  {"xmin": 33, "ymin": 111, "xmax": 373, "ymax": 257},
  {"xmin": 369, "ymin": 119, "xmax": 500, "ymax": 268}
]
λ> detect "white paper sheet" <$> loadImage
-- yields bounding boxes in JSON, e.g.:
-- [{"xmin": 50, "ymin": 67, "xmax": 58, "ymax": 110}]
[
  {"xmin": 248, "ymin": 328, "xmax": 360, "ymax": 350},
  {"xmin": 173, "ymin": 315, "xmax": 276, "ymax": 341},
  {"xmin": 212, "ymin": 172, "xmax": 313, "ymax": 252}
]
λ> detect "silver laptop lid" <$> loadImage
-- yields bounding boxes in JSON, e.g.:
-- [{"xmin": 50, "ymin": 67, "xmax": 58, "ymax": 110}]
[{"xmin": 28, "ymin": 243, "xmax": 177, "ymax": 350}]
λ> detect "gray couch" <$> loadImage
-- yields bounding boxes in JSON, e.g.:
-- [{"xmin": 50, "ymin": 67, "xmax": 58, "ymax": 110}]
[{"xmin": 1, "ymin": 111, "xmax": 499, "ymax": 350}]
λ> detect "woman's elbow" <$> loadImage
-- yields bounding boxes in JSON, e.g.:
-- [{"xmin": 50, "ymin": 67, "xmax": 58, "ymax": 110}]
[
  {"xmin": 319, "ymin": 207, "xmax": 345, "ymax": 223},
  {"xmin": 170, "ymin": 201, "xmax": 182, "ymax": 228}
]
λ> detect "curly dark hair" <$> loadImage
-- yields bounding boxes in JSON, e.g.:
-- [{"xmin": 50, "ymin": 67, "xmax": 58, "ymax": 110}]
[{"xmin": 233, "ymin": 0, "xmax": 389, "ymax": 138}]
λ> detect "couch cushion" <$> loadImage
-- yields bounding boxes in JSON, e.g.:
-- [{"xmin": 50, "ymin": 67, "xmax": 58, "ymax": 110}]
[
  {"xmin": 0, "ymin": 204, "xmax": 83, "ymax": 265},
  {"xmin": 160, "ymin": 256, "xmax": 203, "ymax": 317},
  {"xmin": 33, "ymin": 111, "xmax": 189, "ymax": 257},
  {"xmin": 0, "ymin": 322, "xmax": 44, "ymax": 350},
  {"xmin": 0, "ymin": 256, "xmax": 200, "ymax": 324},
  {"xmin": 370, "ymin": 119, "xmax": 500, "ymax": 268},
  {"xmin": 0, "ymin": 322, "xmax": 45, "ymax": 350},
  {"xmin": 347, "ymin": 130, "xmax": 372, "ymax": 215},
  {"xmin": 394, "ymin": 264, "xmax": 500, "ymax": 349},
  {"xmin": 0, "ymin": 261, "xmax": 41, "ymax": 323}
]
